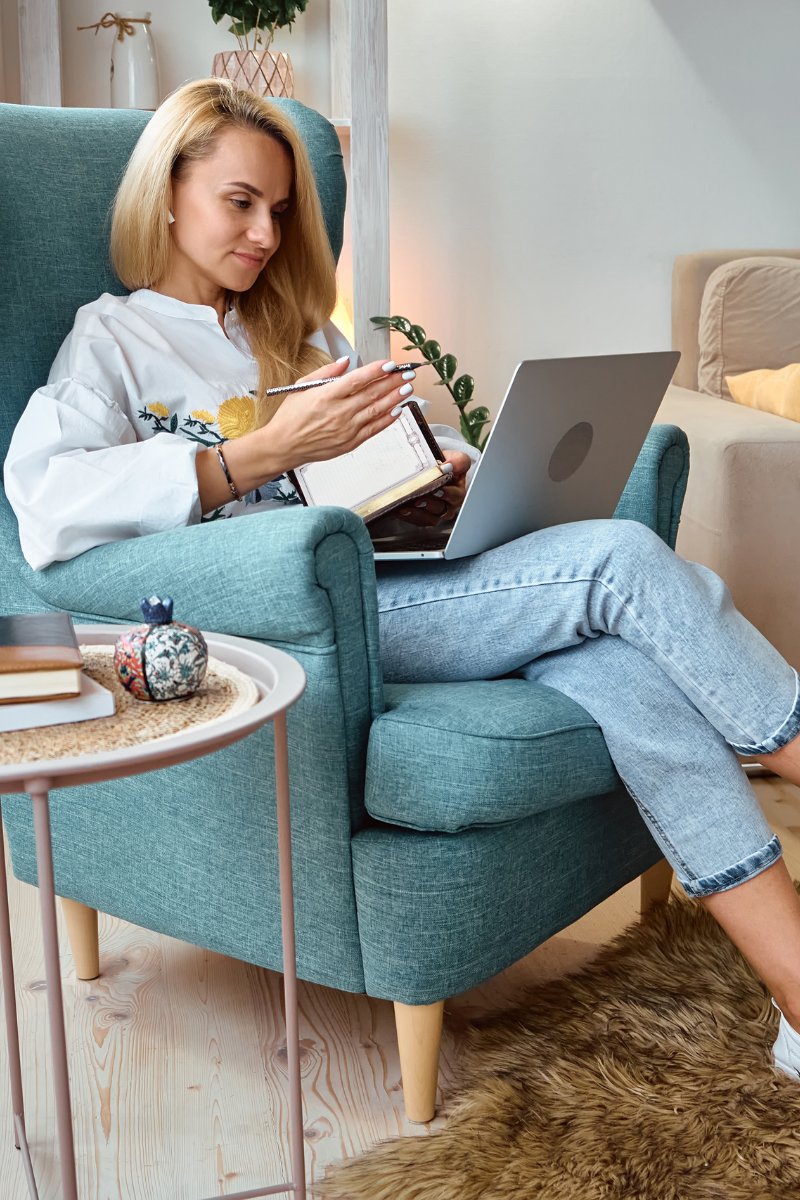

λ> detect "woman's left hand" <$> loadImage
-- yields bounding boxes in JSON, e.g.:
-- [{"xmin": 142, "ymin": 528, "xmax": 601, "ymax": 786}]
[{"xmin": 396, "ymin": 449, "xmax": 472, "ymax": 526}]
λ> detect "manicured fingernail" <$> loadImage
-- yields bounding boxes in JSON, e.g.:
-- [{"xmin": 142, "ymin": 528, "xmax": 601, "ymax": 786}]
[
  {"xmin": 390, "ymin": 402, "xmax": 407, "ymax": 416},
  {"xmin": 336, "ymin": 356, "xmax": 350, "ymax": 363},
  {"xmin": 399, "ymin": 383, "xmax": 413, "ymax": 396},
  {"xmin": 434, "ymin": 489, "xmax": 444, "ymax": 497},
  {"xmin": 416, "ymin": 500, "xmax": 427, "ymax": 508},
  {"xmin": 441, "ymin": 463, "xmax": 454, "ymax": 474},
  {"xmin": 402, "ymin": 370, "xmax": 416, "ymax": 381},
  {"xmin": 381, "ymin": 360, "xmax": 397, "ymax": 372}
]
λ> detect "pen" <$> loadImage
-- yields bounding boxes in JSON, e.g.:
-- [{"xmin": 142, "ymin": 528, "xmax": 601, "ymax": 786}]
[{"xmin": 258, "ymin": 362, "xmax": 431, "ymax": 398}]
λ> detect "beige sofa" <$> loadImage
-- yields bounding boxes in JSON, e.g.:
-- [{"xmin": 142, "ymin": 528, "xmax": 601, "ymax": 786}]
[{"xmin": 656, "ymin": 250, "xmax": 800, "ymax": 671}]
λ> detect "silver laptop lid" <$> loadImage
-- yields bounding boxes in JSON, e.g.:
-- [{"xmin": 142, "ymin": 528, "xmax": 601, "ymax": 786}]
[{"xmin": 443, "ymin": 350, "xmax": 679, "ymax": 559}]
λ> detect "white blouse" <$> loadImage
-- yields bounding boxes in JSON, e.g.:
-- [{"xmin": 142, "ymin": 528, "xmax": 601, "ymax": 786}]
[{"xmin": 4, "ymin": 289, "xmax": 478, "ymax": 571}]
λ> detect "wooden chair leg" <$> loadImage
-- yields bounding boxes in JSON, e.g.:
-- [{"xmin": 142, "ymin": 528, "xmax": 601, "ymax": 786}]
[
  {"xmin": 640, "ymin": 857, "xmax": 674, "ymax": 916},
  {"xmin": 60, "ymin": 898, "xmax": 100, "ymax": 980},
  {"xmin": 394, "ymin": 999, "xmax": 444, "ymax": 1123}
]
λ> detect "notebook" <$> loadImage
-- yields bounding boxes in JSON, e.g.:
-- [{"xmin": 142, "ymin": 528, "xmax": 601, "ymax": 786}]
[
  {"xmin": 0, "ymin": 612, "xmax": 84, "ymax": 703},
  {"xmin": 288, "ymin": 403, "xmax": 449, "ymax": 523}
]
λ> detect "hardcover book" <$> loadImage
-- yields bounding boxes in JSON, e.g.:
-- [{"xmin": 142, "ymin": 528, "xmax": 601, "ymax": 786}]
[
  {"xmin": 288, "ymin": 402, "xmax": 449, "ymax": 523},
  {"xmin": 0, "ymin": 612, "xmax": 84, "ymax": 704},
  {"xmin": 0, "ymin": 673, "xmax": 115, "ymax": 732}
]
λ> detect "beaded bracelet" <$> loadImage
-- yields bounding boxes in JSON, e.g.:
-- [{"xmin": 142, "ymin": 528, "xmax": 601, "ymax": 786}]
[{"xmin": 215, "ymin": 445, "xmax": 242, "ymax": 503}]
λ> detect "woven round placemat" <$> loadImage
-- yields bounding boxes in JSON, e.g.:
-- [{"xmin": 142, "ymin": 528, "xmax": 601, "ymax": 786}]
[{"xmin": 0, "ymin": 645, "xmax": 260, "ymax": 766}]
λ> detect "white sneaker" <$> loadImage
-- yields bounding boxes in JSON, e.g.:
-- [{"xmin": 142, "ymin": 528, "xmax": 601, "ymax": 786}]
[{"xmin": 771, "ymin": 998, "xmax": 800, "ymax": 1080}]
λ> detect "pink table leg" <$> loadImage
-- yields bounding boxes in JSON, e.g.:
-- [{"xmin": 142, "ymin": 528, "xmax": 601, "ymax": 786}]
[
  {"xmin": 0, "ymin": 799, "xmax": 40, "ymax": 1197},
  {"xmin": 27, "ymin": 777, "xmax": 79, "ymax": 1200},
  {"xmin": 274, "ymin": 711, "xmax": 306, "ymax": 1200}
]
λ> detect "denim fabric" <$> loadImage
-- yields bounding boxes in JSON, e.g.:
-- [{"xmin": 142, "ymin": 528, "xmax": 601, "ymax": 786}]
[
  {"xmin": 367, "ymin": 680, "xmax": 618, "ymax": 831},
  {"xmin": 376, "ymin": 517, "xmax": 798, "ymax": 897}
]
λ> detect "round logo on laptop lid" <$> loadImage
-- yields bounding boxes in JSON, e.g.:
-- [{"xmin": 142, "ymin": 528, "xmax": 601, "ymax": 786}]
[{"xmin": 548, "ymin": 421, "xmax": 594, "ymax": 482}]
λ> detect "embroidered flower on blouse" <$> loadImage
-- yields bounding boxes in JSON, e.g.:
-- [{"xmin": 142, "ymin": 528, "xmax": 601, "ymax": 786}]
[
  {"xmin": 191, "ymin": 409, "xmax": 216, "ymax": 424},
  {"xmin": 148, "ymin": 402, "xmax": 170, "ymax": 418},
  {"xmin": 217, "ymin": 395, "xmax": 256, "ymax": 440}
]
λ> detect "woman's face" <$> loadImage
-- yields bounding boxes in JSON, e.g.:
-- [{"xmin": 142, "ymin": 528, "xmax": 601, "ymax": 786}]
[{"xmin": 169, "ymin": 125, "xmax": 294, "ymax": 296}]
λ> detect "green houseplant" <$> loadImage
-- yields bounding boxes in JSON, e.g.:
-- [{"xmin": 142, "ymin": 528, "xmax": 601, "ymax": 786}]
[
  {"xmin": 210, "ymin": 0, "xmax": 309, "ymax": 97},
  {"xmin": 209, "ymin": 0, "xmax": 309, "ymax": 51},
  {"xmin": 371, "ymin": 315, "xmax": 491, "ymax": 450}
]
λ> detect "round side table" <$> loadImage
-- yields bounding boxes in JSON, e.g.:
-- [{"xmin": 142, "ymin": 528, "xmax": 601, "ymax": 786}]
[{"xmin": 0, "ymin": 627, "xmax": 307, "ymax": 1200}]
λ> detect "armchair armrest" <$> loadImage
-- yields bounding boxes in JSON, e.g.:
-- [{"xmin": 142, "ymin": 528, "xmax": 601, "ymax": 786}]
[
  {"xmin": 613, "ymin": 424, "xmax": 689, "ymax": 549},
  {"xmin": 12, "ymin": 502, "xmax": 375, "ymax": 648},
  {"xmin": 2, "ymin": 498, "xmax": 386, "ymax": 773}
]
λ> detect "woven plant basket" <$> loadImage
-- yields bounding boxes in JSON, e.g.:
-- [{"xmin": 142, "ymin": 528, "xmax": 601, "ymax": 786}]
[{"xmin": 212, "ymin": 49, "xmax": 294, "ymax": 97}]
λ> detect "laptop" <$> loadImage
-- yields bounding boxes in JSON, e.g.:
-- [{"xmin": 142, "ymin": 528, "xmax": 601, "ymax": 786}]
[{"xmin": 371, "ymin": 351, "xmax": 680, "ymax": 561}]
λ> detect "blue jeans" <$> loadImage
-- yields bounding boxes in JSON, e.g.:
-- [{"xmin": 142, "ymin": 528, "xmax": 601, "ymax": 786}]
[{"xmin": 375, "ymin": 519, "xmax": 800, "ymax": 898}]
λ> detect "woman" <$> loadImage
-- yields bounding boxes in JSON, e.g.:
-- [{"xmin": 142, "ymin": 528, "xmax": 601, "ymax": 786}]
[{"xmin": 6, "ymin": 79, "xmax": 800, "ymax": 1081}]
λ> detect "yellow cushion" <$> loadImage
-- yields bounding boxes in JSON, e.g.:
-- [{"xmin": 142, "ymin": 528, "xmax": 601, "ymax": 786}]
[{"xmin": 726, "ymin": 363, "xmax": 800, "ymax": 422}]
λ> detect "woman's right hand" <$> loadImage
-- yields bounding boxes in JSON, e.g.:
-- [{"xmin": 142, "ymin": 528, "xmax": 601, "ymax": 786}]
[
  {"xmin": 195, "ymin": 358, "xmax": 414, "ymax": 513},
  {"xmin": 266, "ymin": 357, "xmax": 413, "ymax": 469}
]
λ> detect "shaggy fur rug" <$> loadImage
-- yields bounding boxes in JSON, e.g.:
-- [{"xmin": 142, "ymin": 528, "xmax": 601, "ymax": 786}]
[{"xmin": 320, "ymin": 889, "xmax": 800, "ymax": 1200}]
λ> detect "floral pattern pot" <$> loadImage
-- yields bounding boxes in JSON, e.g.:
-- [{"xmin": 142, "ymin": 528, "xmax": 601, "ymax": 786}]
[{"xmin": 114, "ymin": 596, "xmax": 208, "ymax": 701}]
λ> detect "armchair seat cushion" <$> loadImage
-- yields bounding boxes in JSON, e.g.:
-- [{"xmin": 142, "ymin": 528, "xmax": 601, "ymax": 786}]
[{"xmin": 365, "ymin": 679, "xmax": 619, "ymax": 833}]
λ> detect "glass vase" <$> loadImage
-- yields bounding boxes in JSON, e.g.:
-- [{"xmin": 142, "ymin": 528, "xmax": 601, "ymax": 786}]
[{"xmin": 110, "ymin": 11, "xmax": 160, "ymax": 110}]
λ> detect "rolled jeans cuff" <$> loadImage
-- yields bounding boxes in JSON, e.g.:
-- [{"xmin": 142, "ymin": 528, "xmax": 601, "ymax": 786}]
[
  {"xmin": 728, "ymin": 669, "xmax": 800, "ymax": 756},
  {"xmin": 679, "ymin": 833, "xmax": 783, "ymax": 899}
]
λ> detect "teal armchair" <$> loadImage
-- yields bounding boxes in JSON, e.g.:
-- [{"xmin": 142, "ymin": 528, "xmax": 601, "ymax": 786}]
[{"xmin": 0, "ymin": 102, "xmax": 689, "ymax": 1122}]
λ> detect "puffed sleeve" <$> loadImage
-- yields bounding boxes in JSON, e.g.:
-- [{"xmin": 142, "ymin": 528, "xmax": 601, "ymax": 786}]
[{"xmin": 4, "ymin": 378, "xmax": 202, "ymax": 571}]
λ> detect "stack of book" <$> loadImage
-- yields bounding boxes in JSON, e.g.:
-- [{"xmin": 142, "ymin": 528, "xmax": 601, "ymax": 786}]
[{"xmin": 0, "ymin": 613, "xmax": 114, "ymax": 733}]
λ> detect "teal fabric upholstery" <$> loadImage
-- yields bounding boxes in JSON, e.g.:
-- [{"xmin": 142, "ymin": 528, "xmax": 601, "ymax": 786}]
[
  {"xmin": 612, "ymin": 421, "xmax": 689, "ymax": 544},
  {"xmin": 366, "ymin": 680, "xmax": 619, "ymax": 832},
  {"xmin": 352, "ymin": 783, "xmax": 663, "ymax": 1003},
  {"xmin": 0, "ymin": 103, "xmax": 690, "ymax": 1008}
]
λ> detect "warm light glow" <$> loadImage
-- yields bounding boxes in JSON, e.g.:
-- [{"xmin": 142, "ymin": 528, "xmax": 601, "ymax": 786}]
[{"xmin": 330, "ymin": 290, "xmax": 355, "ymax": 348}]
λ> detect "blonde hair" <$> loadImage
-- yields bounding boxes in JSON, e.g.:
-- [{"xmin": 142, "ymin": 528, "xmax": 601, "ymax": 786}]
[{"xmin": 111, "ymin": 78, "xmax": 337, "ymax": 424}]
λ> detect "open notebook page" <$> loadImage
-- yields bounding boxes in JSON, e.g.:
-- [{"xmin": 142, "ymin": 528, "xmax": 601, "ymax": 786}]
[{"xmin": 293, "ymin": 408, "xmax": 441, "ymax": 514}]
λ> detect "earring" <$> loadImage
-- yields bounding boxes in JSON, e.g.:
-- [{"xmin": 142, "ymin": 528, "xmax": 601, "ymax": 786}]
[{"xmin": 168, "ymin": 211, "xmax": 175, "ymax": 224}]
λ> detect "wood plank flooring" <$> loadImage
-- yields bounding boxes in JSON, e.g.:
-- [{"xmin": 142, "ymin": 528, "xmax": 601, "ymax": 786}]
[{"xmin": 1, "ymin": 773, "xmax": 798, "ymax": 1198}]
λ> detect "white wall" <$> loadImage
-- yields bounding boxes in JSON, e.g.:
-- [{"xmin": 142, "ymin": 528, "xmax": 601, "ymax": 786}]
[
  {"xmin": 4, "ymin": 0, "xmax": 800, "ymax": 427},
  {"xmin": 387, "ymin": 0, "xmax": 800, "ymax": 423}
]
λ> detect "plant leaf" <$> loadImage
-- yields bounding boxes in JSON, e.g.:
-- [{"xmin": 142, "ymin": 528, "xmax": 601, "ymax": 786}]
[
  {"xmin": 407, "ymin": 325, "xmax": 426, "ymax": 347},
  {"xmin": 434, "ymin": 352, "xmax": 457, "ymax": 382},
  {"xmin": 453, "ymin": 374, "xmax": 474, "ymax": 405},
  {"xmin": 421, "ymin": 339, "xmax": 441, "ymax": 362},
  {"xmin": 388, "ymin": 315, "xmax": 412, "ymax": 335},
  {"xmin": 170, "ymin": 413, "xmax": 178, "ymax": 433},
  {"xmin": 466, "ymin": 405, "xmax": 490, "ymax": 427}
]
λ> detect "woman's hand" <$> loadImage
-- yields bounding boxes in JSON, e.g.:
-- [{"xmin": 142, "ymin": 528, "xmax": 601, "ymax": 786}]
[
  {"xmin": 395, "ymin": 449, "xmax": 472, "ymax": 527},
  {"xmin": 266, "ymin": 357, "xmax": 412, "ymax": 469},
  {"xmin": 196, "ymin": 357, "xmax": 413, "ymax": 512}
]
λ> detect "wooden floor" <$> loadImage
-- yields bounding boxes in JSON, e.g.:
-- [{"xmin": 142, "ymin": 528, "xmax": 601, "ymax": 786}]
[{"xmin": 1, "ymin": 773, "xmax": 798, "ymax": 1198}]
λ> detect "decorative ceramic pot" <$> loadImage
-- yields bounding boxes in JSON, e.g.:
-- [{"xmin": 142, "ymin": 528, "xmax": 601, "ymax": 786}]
[
  {"xmin": 109, "ymin": 11, "xmax": 160, "ymax": 110},
  {"xmin": 212, "ymin": 49, "xmax": 294, "ymax": 98},
  {"xmin": 114, "ymin": 596, "xmax": 208, "ymax": 701}
]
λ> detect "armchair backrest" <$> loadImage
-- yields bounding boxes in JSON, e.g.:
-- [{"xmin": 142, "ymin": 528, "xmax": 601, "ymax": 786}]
[
  {"xmin": 0, "ymin": 100, "xmax": 346, "ymax": 461},
  {"xmin": 672, "ymin": 248, "xmax": 800, "ymax": 390}
]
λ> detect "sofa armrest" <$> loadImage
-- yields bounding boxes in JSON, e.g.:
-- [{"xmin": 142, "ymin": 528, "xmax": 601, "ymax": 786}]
[
  {"xmin": 656, "ymin": 383, "xmax": 800, "ymax": 670},
  {"xmin": 613, "ymin": 423, "xmax": 689, "ymax": 549}
]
